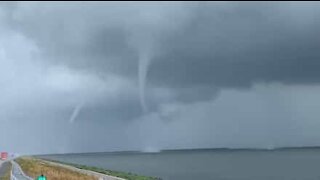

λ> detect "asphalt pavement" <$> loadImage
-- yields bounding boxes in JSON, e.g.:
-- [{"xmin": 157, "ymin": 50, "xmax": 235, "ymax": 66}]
[
  {"xmin": 0, "ymin": 160, "xmax": 10, "ymax": 179},
  {"xmin": 10, "ymin": 161, "xmax": 33, "ymax": 180}
]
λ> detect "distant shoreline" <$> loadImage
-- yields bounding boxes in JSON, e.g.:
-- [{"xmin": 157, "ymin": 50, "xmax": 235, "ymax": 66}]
[{"xmin": 35, "ymin": 146, "xmax": 320, "ymax": 156}]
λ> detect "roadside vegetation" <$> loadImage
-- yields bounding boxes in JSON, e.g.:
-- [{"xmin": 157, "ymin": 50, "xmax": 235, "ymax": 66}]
[
  {"xmin": 16, "ymin": 157, "xmax": 97, "ymax": 180},
  {"xmin": 37, "ymin": 158, "xmax": 161, "ymax": 180}
]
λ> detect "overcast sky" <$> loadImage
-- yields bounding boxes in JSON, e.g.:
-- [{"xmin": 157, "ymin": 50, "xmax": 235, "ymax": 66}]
[{"xmin": 1, "ymin": 2, "xmax": 320, "ymax": 154}]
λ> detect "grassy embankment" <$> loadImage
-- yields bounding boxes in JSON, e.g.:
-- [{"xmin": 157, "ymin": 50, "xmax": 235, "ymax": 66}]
[
  {"xmin": 16, "ymin": 157, "xmax": 96, "ymax": 180},
  {"xmin": 17, "ymin": 157, "xmax": 161, "ymax": 180},
  {"xmin": 0, "ymin": 161, "xmax": 12, "ymax": 180},
  {"xmin": 38, "ymin": 158, "xmax": 161, "ymax": 180}
]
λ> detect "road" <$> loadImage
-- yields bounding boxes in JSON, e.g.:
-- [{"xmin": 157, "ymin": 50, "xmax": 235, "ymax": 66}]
[
  {"xmin": 0, "ymin": 160, "xmax": 11, "ymax": 178},
  {"xmin": 10, "ymin": 161, "xmax": 33, "ymax": 180}
]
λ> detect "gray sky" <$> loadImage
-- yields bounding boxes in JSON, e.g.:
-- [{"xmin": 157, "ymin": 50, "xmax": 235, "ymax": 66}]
[{"xmin": 1, "ymin": 2, "xmax": 320, "ymax": 154}]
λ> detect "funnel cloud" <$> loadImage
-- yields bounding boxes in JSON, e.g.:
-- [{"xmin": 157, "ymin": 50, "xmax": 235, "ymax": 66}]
[
  {"xmin": 69, "ymin": 102, "xmax": 84, "ymax": 124},
  {"xmin": 138, "ymin": 50, "xmax": 152, "ymax": 112}
]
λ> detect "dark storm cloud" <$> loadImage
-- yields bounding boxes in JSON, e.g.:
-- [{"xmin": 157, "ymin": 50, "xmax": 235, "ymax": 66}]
[
  {"xmin": 149, "ymin": 2, "xmax": 320, "ymax": 89},
  {"xmin": 2, "ymin": 2, "xmax": 320, "ymax": 153},
  {"xmin": 1, "ymin": 2, "xmax": 319, "ymax": 121},
  {"xmin": 6, "ymin": 2, "xmax": 320, "ymax": 96}
]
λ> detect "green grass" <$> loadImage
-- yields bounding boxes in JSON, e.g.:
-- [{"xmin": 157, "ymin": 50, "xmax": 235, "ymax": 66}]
[
  {"xmin": 16, "ymin": 158, "xmax": 96, "ymax": 180},
  {"xmin": 36, "ymin": 158, "xmax": 161, "ymax": 180}
]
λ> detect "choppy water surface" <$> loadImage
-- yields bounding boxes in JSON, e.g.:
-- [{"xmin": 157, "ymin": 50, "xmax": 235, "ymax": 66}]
[{"xmin": 38, "ymin": 148, "xmax": 320, "ymax": 180}]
